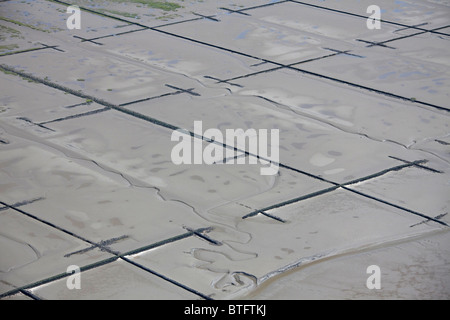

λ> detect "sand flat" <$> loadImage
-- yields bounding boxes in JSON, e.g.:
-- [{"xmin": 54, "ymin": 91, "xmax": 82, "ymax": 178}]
[{"xmin": 1, "ymin": 0, "xmax": 449, "ymax": 300}]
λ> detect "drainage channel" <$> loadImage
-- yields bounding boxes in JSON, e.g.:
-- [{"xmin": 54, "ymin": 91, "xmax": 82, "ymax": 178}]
[
  {"xmin": 211, "ymin": 49, "xmax": 363, "ymax": 85},
  {"xmin": 288, "ymin": 0, "xmax": 450, "ymax": 37},
  {"xmin": 44, "ymin": 0, "xmax": 450, "ymax": 113},
  {"xmin": 243, "ymin": 159, "xmax": 449, "ymax": 227},
  {"xmin": 1, "ymin": 63, "xmax": 448, "ymax": 228},
  {"xmin": 0, "ymin": 197, "xmax": 44, "ymax": 212},
  {"xmin": 0, "ymin": 200, "xmax": 215, "ymax": 300},
  {"xmin": 0, "ymin": 44, "xmax": 64, "ymax": 57}
]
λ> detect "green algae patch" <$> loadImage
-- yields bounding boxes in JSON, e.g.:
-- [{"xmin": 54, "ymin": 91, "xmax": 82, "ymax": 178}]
[{"xmin": 110, "ymin": 0, "xmax": 183, "ymax": 11}]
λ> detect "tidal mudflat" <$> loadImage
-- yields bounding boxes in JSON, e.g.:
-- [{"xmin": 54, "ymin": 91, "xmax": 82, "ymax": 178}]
[{"xmin": 0, "ymin": 0, "xmax": 449, "ymax": 300}]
